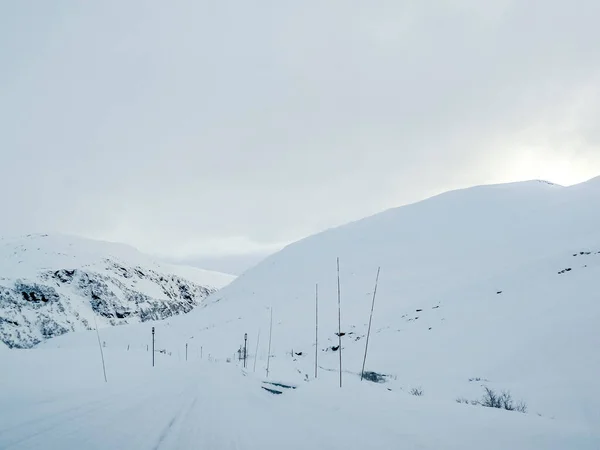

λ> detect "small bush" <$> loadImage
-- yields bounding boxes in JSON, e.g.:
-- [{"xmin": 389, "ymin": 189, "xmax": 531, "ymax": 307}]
[
  {"xmin": 361, "ymin": 371, "xmax": 387, "ymax": 383},
  {"xmin": 480, "ymin": 387, "xmax": 526, "ymax": 413},
  {"xmin": 514, "ymin": 401, "xmax": 528, "ymax": 413},
  {"xmin": 456, "ymin": 397, "xmax": 469, "ymax": 404},
  {"xmin": 481, "ymin": 386, "xmax": 502, "ymax": 408},
  {"xmin": 468, "ymin": 377, "xmax": 489, "ymax": 382},
  {"xmin": 410, "ymin": 387, "xmax": 423, "ymax": 396}
]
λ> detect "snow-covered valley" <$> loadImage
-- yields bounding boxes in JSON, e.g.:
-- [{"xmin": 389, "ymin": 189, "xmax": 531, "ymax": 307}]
[{"xmin": 2, "ymin": 178, "xmax": 600, "ymax": 449}]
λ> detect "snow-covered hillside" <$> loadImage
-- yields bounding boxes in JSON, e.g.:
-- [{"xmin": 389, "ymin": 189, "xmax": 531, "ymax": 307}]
[
  {"xmin": 43, "ymin": 177, "xmax": 600, "ymax": 420},
  {"xmin": 3, "ymin": 178, "xmax": 600, "ymax": 449},
  {"xmin": 0, "ymin": 234, "xmax": 235, "ymax": 348},
  {"xmin": 186, "ymin": 176, "xmax": 599, "ymax": 423}
]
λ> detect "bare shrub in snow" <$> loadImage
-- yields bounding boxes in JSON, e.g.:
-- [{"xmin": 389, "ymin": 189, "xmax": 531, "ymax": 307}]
[
  {"xmin": 361, "ymin": 371, "xmax": 387, "ymax": 383},
  {"xmin": 479, "ymin": 387, "xmax": 527, "ymax": 413},
  {"xmin": 410, "ymin": 387, "xmax": 423, "ymax": 396},
  {"xmin": 514, "ymin": 401, "xmax": 528, "ymax": 413},
  {"xmin": 481, "ymin": 386, "xmax": 502, "ymax": 408}
]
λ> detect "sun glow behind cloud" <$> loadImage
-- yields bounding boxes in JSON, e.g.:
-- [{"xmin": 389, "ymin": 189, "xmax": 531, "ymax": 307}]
[{"xmin": 503, "ymin": 147, "xmax": 600, "ymax": 187}]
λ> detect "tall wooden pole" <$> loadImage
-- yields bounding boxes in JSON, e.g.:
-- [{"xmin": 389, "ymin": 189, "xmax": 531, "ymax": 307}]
[
  {"xmin": 266, "ymin": 307, "xmax": 273, "ymax": 378},
  {"xmin": 315, "ymin": 283, "xmax": 319, "ymax": 379},
  {"xmin": 253, "ymin": 330, "xmax": 260, "ymax": 372},
  {"xmin": 244, "ymin": 333, "xmax": 248, "ymax": 368},
  {"xmin": 337, "ymin": 257, "xmax": 342, "ymax": 388},
  {"xmin": 93, "ymin": 315, "xmax": 107, "ymax": 382},
  {"xmin": 361, "ymin": 266, "xmax": 381, "ymax": 381}
]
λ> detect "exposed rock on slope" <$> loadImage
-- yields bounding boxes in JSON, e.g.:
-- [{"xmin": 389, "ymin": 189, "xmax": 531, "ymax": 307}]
[{"xmin": 0, "ymin": 234, "xmax": 235, "ymax": 348}]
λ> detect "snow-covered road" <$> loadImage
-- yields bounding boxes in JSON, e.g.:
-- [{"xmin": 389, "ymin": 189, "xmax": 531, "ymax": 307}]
[
  {"xmin": 1, "ymin": 364, "xmax": 317, "ymax": 450},
  {"xmin": 0, "ymin": 351, "xmax": 396, "ymax": 450},
  {"xmin": 1, "ymin": 347, "xmax": 599, "ymax": 450}
]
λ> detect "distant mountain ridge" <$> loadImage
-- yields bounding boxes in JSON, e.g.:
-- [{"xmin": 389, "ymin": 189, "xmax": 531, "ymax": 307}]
[{"xmin": 0, "ymin": 234, "xmax": 235, "ymax": 348}]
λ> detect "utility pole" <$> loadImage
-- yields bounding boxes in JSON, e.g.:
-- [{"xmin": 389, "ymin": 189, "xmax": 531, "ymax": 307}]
[
  {"xmin": 152, "ymin": 327, "xmax": 155, "ymax": 367},
  {"xmin": 244, "ymin": 333, "xmax": 248, "ymax": 368}
]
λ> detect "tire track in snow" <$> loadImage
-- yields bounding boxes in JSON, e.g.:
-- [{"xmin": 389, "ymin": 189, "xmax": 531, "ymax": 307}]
[
  {"xmin": 153, "ymin": 391, "xmax": 199, "ymax": 450},
  {"xmin": 0, "ymin": 397, "xmax": 117, "ymax": 448},
  {"xmin": 47, "ymin": 389, "xmax": 171, "ymax": 450},
  {"xmin": 1, "ymin": 381, "xmax": 190, "ymax": 449},
  {"xmin": 153, "ymin": 416, "xmax": 178, "ymax": 450}
]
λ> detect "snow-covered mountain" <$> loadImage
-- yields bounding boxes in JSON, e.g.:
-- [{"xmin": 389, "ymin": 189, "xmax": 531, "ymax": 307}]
[
  {"xmin": 0, "ymin": 234, "xmax": 235, "ymax": 348},
  {"xmin": 184, "ymin": 176, "xmax": 599, "ymax": 422},
  {"xmin": 4, "ymin": 177, "xmax": 600, "ymax": 449},
  {"xmin": 44, "ymin": 177, "xmax": 600, "ymax": 421}
]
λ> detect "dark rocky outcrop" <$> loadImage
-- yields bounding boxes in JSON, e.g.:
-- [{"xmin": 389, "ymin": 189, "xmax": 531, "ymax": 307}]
[{"xmin": 0, "ymin": 262, "xmax": 218, "ymax": 349}]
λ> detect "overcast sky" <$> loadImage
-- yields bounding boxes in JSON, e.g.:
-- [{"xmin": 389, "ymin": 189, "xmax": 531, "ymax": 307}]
[{"xmin": 2, "ymin": 1, "xmax": 600, "ymax": 274}]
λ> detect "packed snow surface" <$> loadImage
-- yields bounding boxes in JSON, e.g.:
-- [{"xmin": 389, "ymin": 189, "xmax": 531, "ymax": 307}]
[
  {"xmin": 2, "ymin": 177, "xmax": 600, "ymax": 449},
  {"xmin": 1, "ymin": 347, "xmax": 597, "ymax": 450}
]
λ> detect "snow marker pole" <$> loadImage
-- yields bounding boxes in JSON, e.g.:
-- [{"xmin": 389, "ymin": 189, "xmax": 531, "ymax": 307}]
[
  {"xmin": 152, "ymin": 327, "xmax": 155, "ymax": 367},
  {"xmin": 361, "ymin": 266, "xmax": 381, "ymax": 381},
  {"xmin": 186, "ymin": 343, "xmax": 188, "ymax": 361},
  {"xmin": 253, "ymin": 330, "xmax": 260, "ymax": 372},
  {"xmin": 315, "ymin": 283, "xmax": 318, "ymax": 379},
  {"xmin": 93, "ymin": 315, "xmax": 107, "ymax": 383},
  {"xmin": 266, "ymin": 307, "xmax": 273, "ymax": 378},
  {"xmin": 337, "ymin": 257, "xmax": 342, "ymax": 388},
  {"xmin": 244, "ymin": 333, "xmax": 248, "ymax": 368}
]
